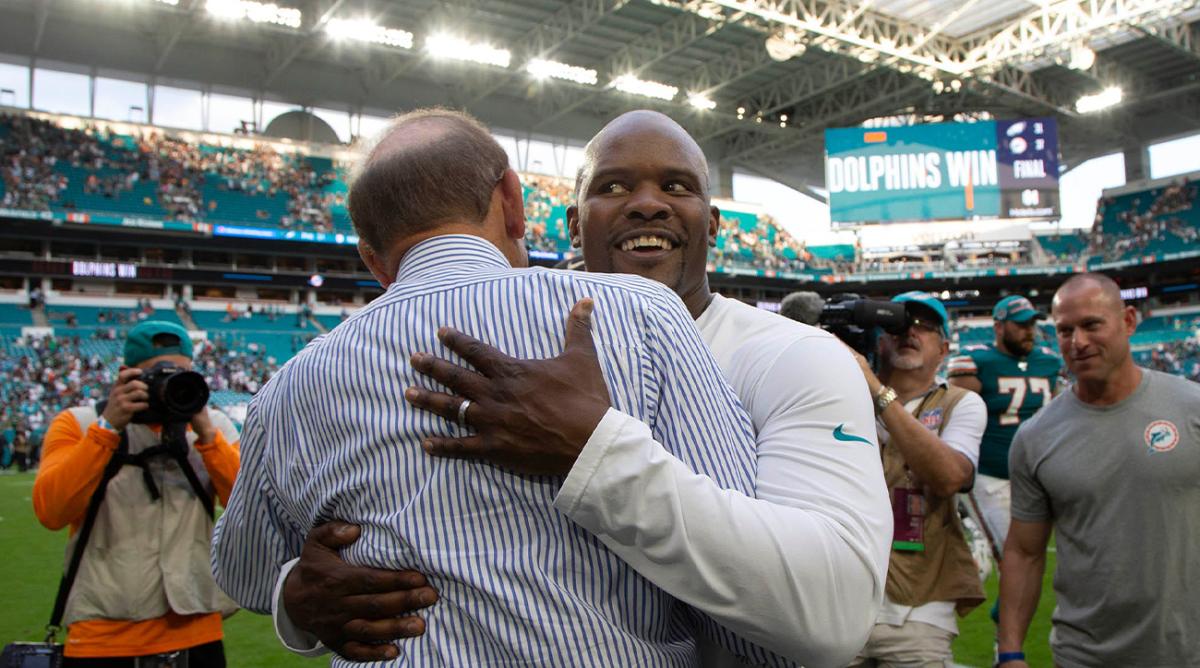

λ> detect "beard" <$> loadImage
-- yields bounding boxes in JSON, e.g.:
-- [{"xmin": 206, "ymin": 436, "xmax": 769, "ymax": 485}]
[
  {"xmin": 888, "ymin": 348, "xmax": 924, "ymax": 370},
  {"xmin": 1003, "ymin": 331, "xmax": 1034, "ymax": 357}
]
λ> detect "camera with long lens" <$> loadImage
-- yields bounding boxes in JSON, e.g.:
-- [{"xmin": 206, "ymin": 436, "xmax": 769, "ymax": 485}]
[
  {"xmin": 131, "ymin": 361, "xmax": 210, "ymax": 426},
  {"xmin": 818, "ymin": 293, "xmax": 910, "ymax": 355}
]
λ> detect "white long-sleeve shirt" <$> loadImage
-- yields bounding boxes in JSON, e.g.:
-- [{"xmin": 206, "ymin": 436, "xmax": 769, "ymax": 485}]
[
  {"xmin": 273, "ymin": 293, "xmax": 892, "ymax": 667},
  {"xmin": 555, "ymin": 294, "xmax": 891, "ymax": 667}
]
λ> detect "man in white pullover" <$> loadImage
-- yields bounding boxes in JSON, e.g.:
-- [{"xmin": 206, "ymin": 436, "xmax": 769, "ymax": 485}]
[{"xmin": 269, "ymin": 111, "xmax": 892, "ymax": 667}]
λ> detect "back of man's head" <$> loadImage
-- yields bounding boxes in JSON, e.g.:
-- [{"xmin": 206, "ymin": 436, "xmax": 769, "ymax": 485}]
[
  {"xmin": 779, "ymin": 291, "xmax": 824, "ymax": 326},
  {"xmin": 348, "ymin": 108, "xmax": 509, "ymax": 255}
]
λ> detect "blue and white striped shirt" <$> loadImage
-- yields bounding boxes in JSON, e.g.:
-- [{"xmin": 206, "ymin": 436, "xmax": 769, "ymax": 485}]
[{"xmin": 212, "ymin": 234, "xmax": 758, "ymax": 667}]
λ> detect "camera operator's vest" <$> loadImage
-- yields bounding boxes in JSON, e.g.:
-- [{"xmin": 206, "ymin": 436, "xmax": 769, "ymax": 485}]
[
  {"xmin": 881, "ymin": 383, "xmax": 985, "ymax": 616},
  {"xmin": 59, "ymin": 407, "xmax": 238, "ymax": 626}
]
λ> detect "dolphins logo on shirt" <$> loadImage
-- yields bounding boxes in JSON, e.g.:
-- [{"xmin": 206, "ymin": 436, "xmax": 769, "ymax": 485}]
[{"xmin": 1144, "ymin": 420, "xmax": 1180, "ymax": 453}]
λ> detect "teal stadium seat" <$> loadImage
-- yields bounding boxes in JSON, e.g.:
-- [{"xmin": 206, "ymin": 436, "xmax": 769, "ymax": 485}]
[
  {"xmin": 1034, "ymin": 232, "xmax": 1090, "ymax": 261},
  {"xmin": 192, "ymin": 310, "xmax": 316, "ymax": 363},
  {"xmin": 0, "ymin": 303, "xmax": 33, "ymax": 326},
  {"xmin": 808, "ymin": 244, "xmax": 855, "ymax": 262},
  {"xmin": 201, "ymin": 180, "xmax": 290, "ymax": 228},
  {"xmin": 316, "ymin": 314, "xmax": 346, "ymax": 331},
  {"xmin": 0, "ymin": 303, "xmax": 33, "ymax": 339}
]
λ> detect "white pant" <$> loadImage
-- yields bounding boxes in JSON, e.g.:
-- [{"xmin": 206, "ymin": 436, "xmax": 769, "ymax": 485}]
[{"xmin": 967, "ymin": 473, "xmax": 1011, "ymax": 559}]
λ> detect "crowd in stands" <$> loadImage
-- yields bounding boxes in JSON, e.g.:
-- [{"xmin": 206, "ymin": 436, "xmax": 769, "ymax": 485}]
[
  {"xmin": 1141, "ymin": 339, "xmax": 1200, "ymax": 382},
  {"xmin": 1, "ymin": 113, "xmax": 342, "ymax": 232},
  {"xmin": 5, "ymin": 112, "xmax": 1200, "ymax": 276},
  {"xmin": 1, "ymin": 115, "xmax": 83, "ymax": 210},
  {"xmin": 194, "ymin": 333, "xmax": 289, "ymax": 395},
  {"xmin": 0, "ymin": 327, "xmax": 300, "ymax": 466},
  {"xmin": 523, "ymin": 175, "xmax": 573, "ymax": 253},
  {"xmin": 1092, "ymin": 179, "xmax": 1200, "ymax": 261},
  {"xmin": 1, "ymin": 334, "xmax": 109, "ymax": 454},
  {"xmin": 710, "ymin": 213, "xmax": 826, "ymax": 274}
]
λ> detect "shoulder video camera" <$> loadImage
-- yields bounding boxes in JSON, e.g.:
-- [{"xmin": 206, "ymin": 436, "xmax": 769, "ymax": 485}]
[{"xmin": 818, "ymin": 293, "xmax": 910, "ymax": 356}]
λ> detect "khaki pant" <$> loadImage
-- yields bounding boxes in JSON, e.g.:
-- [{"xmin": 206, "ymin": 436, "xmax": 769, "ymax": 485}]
[
  {"xmin": 967, "ymin": 473, "xmax": 1012, "ymax": 559},
  {"xmin": 847, "ymin": 620, "xmax": 955, "ymax": 668}
]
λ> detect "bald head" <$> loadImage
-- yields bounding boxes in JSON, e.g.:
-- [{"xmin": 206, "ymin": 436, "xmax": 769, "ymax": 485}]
[
  {"xmin": 356, "ymin": 115, "xmax": 456, "ymax": 177},
  {"xmin": 348, "ymin": 108, "xmax": 509, "ymax": 254},
  {"xmin": 1053, "ymin": 272, "xmax": 1124, "ymax": 315},
  {"xmin": 576, "ymin": 110, "xmax": 710, "ymax": 199}
]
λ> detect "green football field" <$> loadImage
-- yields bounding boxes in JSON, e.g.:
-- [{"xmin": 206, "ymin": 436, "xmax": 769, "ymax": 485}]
[{"xmin": 1, "ymin": 470, "xmax": 1057, "ymax": 666}]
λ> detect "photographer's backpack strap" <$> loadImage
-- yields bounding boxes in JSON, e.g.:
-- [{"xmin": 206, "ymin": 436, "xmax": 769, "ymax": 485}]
[
  {"xmin": 48, "ymin": 404, "xmax": 215, "ymax": 633},
  {"xmin": 76, "ymin": 402, "xmax": 215, "ymax": 517},
  {"xmin": 47, "ymin": 418, "xmax": 128, "ymax": 631},
  {"xmin": 130, "ymin": 425, "xmax": 215, "ymax": 518}
]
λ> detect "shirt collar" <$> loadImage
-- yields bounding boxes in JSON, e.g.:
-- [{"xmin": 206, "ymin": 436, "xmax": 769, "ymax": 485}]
[{"xmin": 394, "ymin": 234, "xmax": 512, "ymax": 283}]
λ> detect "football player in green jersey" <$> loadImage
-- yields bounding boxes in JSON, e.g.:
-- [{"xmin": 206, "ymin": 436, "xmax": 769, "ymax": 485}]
[{"xmin": 948, "ymin": 295, "xmax": 1063, "ymax": 563}]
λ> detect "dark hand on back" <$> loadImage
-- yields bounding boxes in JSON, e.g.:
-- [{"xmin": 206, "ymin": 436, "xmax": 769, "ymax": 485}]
[
  {"xmin": 403, "ymin": 298, "xmax": 611, "ymax": 475},
  {"xmin": 283, "ymin": 521, "xmax": 439, "ymax": 661}
]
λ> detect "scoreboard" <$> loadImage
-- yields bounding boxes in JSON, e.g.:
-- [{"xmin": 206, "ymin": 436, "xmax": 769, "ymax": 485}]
[{"xmin": 825, "ymin": 118, "xmax": 1061, "ymax": 225}]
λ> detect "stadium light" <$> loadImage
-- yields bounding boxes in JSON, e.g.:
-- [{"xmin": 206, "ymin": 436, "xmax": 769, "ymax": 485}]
[
  {"xmin": 153, "ymin": 0, "xmax": 180, "ymax": 6},
  {"xmin": 426, "ymin": 34, "xmax": 511, "ymax": 68},
  {"xmin": 765, "ymin": 31, "xmax": 805, "ymax": 62},
  {"xmin": 610, "ymin": 75, "xmax": 678, "ymax": 101},
  {"xmin": 325, "ymin": 18, "xmax": 413, "ymax": 49},
  {"xmin": 1075, "ymin": 86, "xmax": 1123, "ymax": 113},
  {"xmin": 205, "ymin": 0, "xmax": 301, "ymax": 28},
  {"xmin": 1068, "ymin": 44, "xmax": 1096, "ymax": 71},
  {"xmin": 687, "ymin": 93, "xmax": 716, "ymax": 111},
  {"xmin": 525, "ymin": 59, "xmax": 598, "ymax": 85}
]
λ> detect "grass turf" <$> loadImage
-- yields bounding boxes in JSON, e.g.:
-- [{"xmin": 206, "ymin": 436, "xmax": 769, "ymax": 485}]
[
  {"xmin": 2, "ymin": 470, "xmax": 1058, "ymax": 666},
  {"xmin": 953, "ymin": 546, "xmax": 1058, "ymax": 667}
]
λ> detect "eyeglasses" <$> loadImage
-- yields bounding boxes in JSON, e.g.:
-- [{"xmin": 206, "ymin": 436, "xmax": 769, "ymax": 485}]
[{"xmin": 907, "ymin": 318, "xmax": 943, "ymax": 336}]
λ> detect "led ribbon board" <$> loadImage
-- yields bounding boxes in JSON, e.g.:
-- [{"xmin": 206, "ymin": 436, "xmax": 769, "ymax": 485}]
[{"xmin": 825, "ymin": 119, "xmax": 1060, "ymax": 225}]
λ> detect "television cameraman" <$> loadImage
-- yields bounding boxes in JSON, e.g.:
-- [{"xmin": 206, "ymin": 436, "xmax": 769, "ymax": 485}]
[
  {"xmin": 32, "ymin": 321, "xmax": 240, "ymax": 667},
  {"xmin": 841, "ymin": 292, "xmax": 987, "ymax": 668}
]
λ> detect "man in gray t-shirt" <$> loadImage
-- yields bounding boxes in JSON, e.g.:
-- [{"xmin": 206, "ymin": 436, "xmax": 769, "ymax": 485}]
[{"xmin": 997, "ymin": 272, "xmax": 1200, "ymax": 668}]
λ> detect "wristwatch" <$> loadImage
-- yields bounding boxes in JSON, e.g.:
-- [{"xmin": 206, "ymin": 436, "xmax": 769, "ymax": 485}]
[{"xmin": 874, "ymin": 385, "xmax": 898, "ymax": 415}]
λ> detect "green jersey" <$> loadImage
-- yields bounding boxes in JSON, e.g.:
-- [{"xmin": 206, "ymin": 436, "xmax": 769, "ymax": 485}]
[{"xmin": 947, "ymin": 343, "xmax": 1063, "ymax": 478}]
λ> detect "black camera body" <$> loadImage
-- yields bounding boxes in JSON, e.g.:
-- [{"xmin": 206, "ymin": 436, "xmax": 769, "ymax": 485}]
[
  {"xmin": 130, "ymin": 361, "xmax": 210, "ymax": 426},
  {"xmin": 818, "ymin": 293, "xmax": 910, "ymax": 356}
]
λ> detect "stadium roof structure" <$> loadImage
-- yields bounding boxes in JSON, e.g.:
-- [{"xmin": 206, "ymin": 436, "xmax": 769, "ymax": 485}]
[{"xmin": 1, "ymin": 0, "xmax": 1198, "ymax": 197}]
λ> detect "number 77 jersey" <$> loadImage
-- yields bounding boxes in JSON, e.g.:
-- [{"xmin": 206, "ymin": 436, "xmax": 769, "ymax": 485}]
[{"xmin": 947, "ymin": 343, "xmax": 1064, "ymax": 479}]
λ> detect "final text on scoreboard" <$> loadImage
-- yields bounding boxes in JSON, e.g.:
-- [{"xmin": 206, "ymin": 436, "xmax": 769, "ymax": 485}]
[{"xmin": 824, "ymin": 118, "xmax": 1060, "ymax": 225}]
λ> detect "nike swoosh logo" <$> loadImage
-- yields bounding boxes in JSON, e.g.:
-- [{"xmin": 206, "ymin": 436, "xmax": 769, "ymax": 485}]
[{"xmin": 833, "ymin": 424, "xmax": 873, "ymax": 446}]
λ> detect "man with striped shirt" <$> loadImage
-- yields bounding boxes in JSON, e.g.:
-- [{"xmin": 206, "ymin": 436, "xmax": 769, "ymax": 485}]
[
  {"xmin": 269, "ymin": 111, "xmax": 892, "ymax": 667},
  {"xmin": 212, "ymin": 109, "xmax": 765, "ymax": 667}
]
